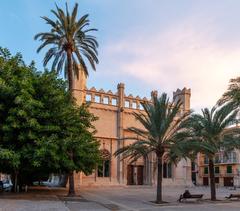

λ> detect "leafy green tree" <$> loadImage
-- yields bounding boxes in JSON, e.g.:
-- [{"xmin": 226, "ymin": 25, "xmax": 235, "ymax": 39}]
[
  {"xmin": 34, "ymin": 2, "xmax": 98, "ymax": 91},
  {"xmin": 57, "ymin": 104, "xmax": 100, "ymax": 191},
  {"xmin": 185, "ymin": 104, "xmax": 240, "ymax": 200},
  {"xmin": 0, "ymin": 48, "xmax": 100, "ymax": 193},
  {"xmin": 115, "ymin": 93, "xmax": 192, "ymax": 203},
  {"xmin": 0, "ymin": 47, "xmax": 41, "ymax": 191}
]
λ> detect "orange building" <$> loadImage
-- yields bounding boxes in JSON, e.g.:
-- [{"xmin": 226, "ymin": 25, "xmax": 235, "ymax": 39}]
[{"xmin": 197, "ymin": 148, "xmax": 240, "ymax": 187}]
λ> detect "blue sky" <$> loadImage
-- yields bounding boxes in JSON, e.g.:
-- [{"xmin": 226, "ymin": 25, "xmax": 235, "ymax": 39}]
[{"xmin": 1, "ymin": 0, "xmax": 240, "ymax": 111}]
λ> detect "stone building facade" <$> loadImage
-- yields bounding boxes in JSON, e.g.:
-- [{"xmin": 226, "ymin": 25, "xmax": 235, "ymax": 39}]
[{"xmin": 72, "ymin": 72, "xmax": 193, "ymax": 188}]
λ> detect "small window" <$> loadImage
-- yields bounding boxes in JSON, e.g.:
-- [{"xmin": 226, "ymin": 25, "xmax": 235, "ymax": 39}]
[
  {"xmin": 112, "ymin": 98, "xmax": 117, "ymax": 106},
  {"xmin": 191, "ymin": 162, "xmax": 196, "ymax": 171},
  {"xmin": 163, "ymin": 162, "xmax": 172, "ymax": 178},
  {"xmin": 86, "ymin": 94, "xmax": 92, "ymax": 102},
  {"xmin": 95, "ymin": 95, "xmax": 100, "ymax": 103},
  {"xmin": 214, "ymin": 155, "xmax": 220, "ymax": 163},
  {"xmin": 139, "ymin": 104, "xmax": 144, "ymax": 110},
  {"xmin": 132, "ymin": 102, "xmax": 137, "ymax": 109},
  {"xmin": 125, "ymin": 100, "xmax": 130, "ymax": 108},
  {"xmin": 204, "ymin": 156, "xmax": 209, "ymax": 164},
  {"xmin": 98, "ymin": 149, "xmax": 111, "ymax": 177},
  {"xmin": 233, "ymin": 152, "xmax": 237, "ymax": 162},
  {"xmin": 98, "ymin": 160, "xmax": 110, "ymax": 177},
  {"xmin": 103, "ymin": 97, "xmax": 109, "ymax": 104},
  {"xmin": 227, "ymin": 165, "xmax": 232, "ymax": 174},
  {"xmin": 204, "ymin": 167, "xmax": 208, "ymax": 174},
  {"xmin": 215, "ymin": 166, "xmax": 220, "ymax": 174}
]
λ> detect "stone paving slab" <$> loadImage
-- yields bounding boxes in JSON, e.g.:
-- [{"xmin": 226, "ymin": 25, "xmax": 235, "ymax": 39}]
[
  {"xmin": 0, "ymin": 199, "xmax": 68, "ymax": 211},
  {"xmin": 64, "ymin": 201, "xmax": 109, "ymax": 211}
]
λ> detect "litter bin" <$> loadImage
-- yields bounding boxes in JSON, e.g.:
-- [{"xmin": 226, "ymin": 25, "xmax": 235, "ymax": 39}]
[{"xmin": 0, "ymin": 181, "xmax": 3, "ymax": 192}]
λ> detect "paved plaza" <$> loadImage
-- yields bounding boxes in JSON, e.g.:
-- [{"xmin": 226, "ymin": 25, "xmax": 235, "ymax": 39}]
[{"xmin": 0, "ymin": 186, "xmax": 240, "ymax": 210}]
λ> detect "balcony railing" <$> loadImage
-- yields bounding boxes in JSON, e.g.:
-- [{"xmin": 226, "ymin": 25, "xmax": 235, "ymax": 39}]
[
  {"xmin": 200, "ymin": 154, "xmax": 239, "ymax": 165},
  {"xmin": 199, "ymin": 170, "xmax": 240, "ymax": 177},
  {"xmin": 215, "ymin": 158, "xmax": 238, "ymax": 164}
]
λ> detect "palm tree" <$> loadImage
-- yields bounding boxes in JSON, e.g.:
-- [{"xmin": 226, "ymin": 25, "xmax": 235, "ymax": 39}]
[
  {"xmin": 186, "ymin": 104, "xmax": 240, "ymax": 200},
  {"xmin": 34, "ymin": 3, "xmax": 98, "ymax": 91},
  {"xmin": 218, "ymin": 77, "xmax": 240, "ymax": 125},
  {"xmin": 115, "ymin": 93, "xmax": 192, "ymax": 203},
  {"xmin": 218, "ymin": 77, "xmax": 240, "ymax": 108},
  {"xmin": 34, "ymin": 3, "xmax": 98, "ymax": 196}
]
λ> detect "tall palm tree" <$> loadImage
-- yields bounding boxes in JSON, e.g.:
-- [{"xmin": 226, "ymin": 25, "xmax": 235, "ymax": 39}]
[
  {"xmin": 34, "ymin": 3, "xmax": 98, "ymax": 91},
  {"xmin": 34, "ymin": 3, "xmax": 98, "ymax": 196},
  {"xmin": 115, "ymin": 93, "xmax": 192, "ymax": 203},
  {"xmin": 186, "ymin": 104, "xmax": 240, "ymax": 200}
]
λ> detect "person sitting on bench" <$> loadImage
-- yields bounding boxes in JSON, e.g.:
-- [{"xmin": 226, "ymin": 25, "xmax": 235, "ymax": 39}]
[
  {"xmin": 178, "ymin": 190, "xmax": 203, "ymax": 202},
  {"xmin": 225, "ymin": 194, "xmax": 240, "ymax": 199},
  {"xmin": 183, "ymin": 190, "xmax": 191, "ymax": 198}
]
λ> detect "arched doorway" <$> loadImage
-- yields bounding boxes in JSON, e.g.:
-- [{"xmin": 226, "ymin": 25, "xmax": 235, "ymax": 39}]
[{"xmin": 127, "ymin": 164, "xmax": 144, "ymax": 185}]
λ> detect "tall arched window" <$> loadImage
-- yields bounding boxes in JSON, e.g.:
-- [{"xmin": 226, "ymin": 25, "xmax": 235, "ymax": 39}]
[
  {"xmin": 163, "ymin": 162, "xmax": 172, "ymax": 178},
  {"xmin": 98, "ymin": 149, "xmax": 111, "ymax": 177}
]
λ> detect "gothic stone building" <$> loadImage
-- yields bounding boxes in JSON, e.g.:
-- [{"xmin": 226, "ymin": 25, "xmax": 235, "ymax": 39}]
[{"xmin": 72, "ymin": 71, "xmax": 193, "ymax": 188}]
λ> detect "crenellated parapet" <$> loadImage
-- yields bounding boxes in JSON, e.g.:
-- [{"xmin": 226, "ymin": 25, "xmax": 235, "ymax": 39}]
[
  {"xmin": 85, "ymin": 84, "xmax": 150, "ymax": 110},
  {"xmin": 81, "ymin": 82, "xmax": 191, "ymax": 112},
  {"xmin": 173, "ymin": 87, "xmax": 191, "ymax": 111},
  {"xmin": 85, "ymin": 86, "xmax": 119, "ymax": 106}
]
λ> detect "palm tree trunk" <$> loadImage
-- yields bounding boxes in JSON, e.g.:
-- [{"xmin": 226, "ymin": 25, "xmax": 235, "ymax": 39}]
[
  {"xmin": 209, "ymin": 158, "xmax": 216, "ymax": 200},
  {"xmin": 156, "ymin": 155, "xmax": 163, "ymax": 203},
  {"xmin": 67, "ymin": 48, "xmax": 75, "ymax": 196},
  {"xmin": 67, "ymin": 49, "xmax": 74, "ymax": 92}
]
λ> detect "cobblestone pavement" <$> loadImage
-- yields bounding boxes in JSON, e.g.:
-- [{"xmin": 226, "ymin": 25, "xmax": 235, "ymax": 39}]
[{"xmin": 0, "ymin": 186, "xmax": 240, "ymax": 210}]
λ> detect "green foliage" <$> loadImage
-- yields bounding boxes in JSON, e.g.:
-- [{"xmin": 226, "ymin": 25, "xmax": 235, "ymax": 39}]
[
  {"xmin": 218, "ymin": 77, "xmax": 240, "ymax": 109},
  {"xmin": 114, "ymin": 94, "xmax": 192, "ymax": 162},
  {"xmin": 0, "ymin": 47, "xmax": 100, "ymax": 186},
  {"xmin": 185, "ymin": 104, "xmax": 240, "ymax": 156}
]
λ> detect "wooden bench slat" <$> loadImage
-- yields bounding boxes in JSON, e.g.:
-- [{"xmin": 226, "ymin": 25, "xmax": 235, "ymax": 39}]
[
  {"xmin": 178, "ymin": 194, "xmax": 203, "ymax": 202},
  {"xmin": 226, "ymin": 194, "xmax": 240, "ymax": 199}
]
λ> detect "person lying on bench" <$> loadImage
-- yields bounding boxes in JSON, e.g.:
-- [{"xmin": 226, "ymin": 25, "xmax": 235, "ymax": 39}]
[{"xmin": 178, "ymin": 190, "xmax": 203, "ymax": 202}]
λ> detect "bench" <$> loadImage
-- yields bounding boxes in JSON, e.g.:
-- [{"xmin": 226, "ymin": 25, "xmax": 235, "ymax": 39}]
[
  {"xmin": 225, "ymin": 194, "xmax": 240, "ymax": 200},
  {"xmin": 178, "ymin": 190, "xmax": 203, "ymax": 202}
]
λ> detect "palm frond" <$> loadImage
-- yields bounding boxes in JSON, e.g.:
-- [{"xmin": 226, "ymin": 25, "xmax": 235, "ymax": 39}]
[{"xmin": 35, "ymin": 3, "xmax": 98, "ymax": 86}]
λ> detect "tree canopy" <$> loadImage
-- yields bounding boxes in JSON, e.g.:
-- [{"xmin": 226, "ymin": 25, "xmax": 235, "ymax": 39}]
[
  {"xmin": 34, "ymin": 2, "xmax": 99, "ymax": 91},
  {"xmin": 0, "ymin": 47, "xmax": 100, "ymax": 189}
]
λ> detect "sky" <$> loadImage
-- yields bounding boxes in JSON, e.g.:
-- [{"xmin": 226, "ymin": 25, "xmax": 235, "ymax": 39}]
[{"xmin": 0, "ymin": 0, "xmax": 240, "ymax": 111}]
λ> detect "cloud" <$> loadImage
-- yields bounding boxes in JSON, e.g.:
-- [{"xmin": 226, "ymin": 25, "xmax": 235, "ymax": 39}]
[{"xmin": 101, "ymin": 16, "xmax": 240, "ymax": 111}]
